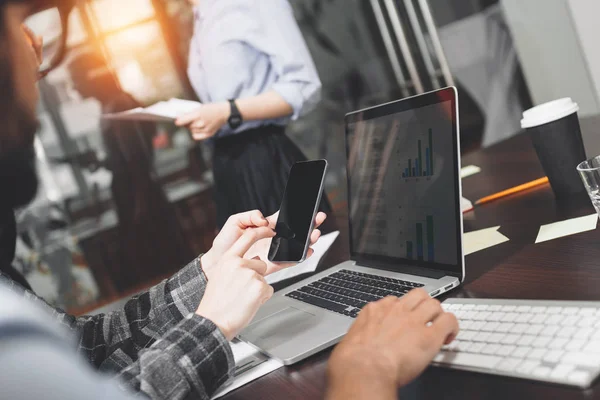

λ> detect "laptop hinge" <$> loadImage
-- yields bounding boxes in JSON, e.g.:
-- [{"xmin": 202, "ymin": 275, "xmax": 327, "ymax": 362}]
[{"xmin": 355, "ymin": 261, "xmax": 448, "ymax": 279}]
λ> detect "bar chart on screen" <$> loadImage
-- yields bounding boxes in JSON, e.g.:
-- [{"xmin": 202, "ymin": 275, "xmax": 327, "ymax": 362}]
[
  {"xmin": 401, "ymin": 128, "xmax": 435, "ymax": 179},
  {"xmin": 405, "ymin": 215, "xmax": 435, "ymax": 262}
]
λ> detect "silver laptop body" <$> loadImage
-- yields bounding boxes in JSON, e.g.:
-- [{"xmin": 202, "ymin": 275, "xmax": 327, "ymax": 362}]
[{"xmin": 240, "ymin": 87, "xmax": 465, "ymax": 365}]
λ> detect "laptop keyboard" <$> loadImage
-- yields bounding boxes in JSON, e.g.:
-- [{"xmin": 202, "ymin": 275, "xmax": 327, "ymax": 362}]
[
  {"xmin": 436, "ymin": 299, "xmax": 600, "ymax": 388},
  {"xmin": 286, "ymin": 269, "xmax": 424, "ymax": 318}
]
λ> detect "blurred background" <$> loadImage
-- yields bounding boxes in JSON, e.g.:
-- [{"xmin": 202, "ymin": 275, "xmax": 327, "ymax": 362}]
[{"xmin": 21, "ymin": 0, "xmax": 600, "ymax": 313}]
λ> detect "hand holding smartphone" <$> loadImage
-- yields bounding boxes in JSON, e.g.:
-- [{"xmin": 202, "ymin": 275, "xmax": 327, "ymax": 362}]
[{"xmin": 268, "ymin": 160, "xmax": 328, "ymax": 263}]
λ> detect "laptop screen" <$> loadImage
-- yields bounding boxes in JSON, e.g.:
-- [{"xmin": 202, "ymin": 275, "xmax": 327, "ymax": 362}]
[{"xmin": 345, "ymin": 88, "xmax": 462, "ymax": 276}]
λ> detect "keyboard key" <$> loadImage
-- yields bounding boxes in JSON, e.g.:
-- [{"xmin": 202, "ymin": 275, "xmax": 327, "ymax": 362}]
[
  {"xmin": 557, "ymin": 327, "xmax": 577, "ymax": 338},
  {"xmin": 574, "ymin": 328, "xmax": 593, "ymax": 340},
  {"xmin": 583, "ymin": 341, "xmax": 600, "ymax": 353},
  {"xmin": 532, "ymin": 336, "xmax": 551, "ymax": 348},
  {"xmin": 496, "ymin": 323, "xmax": 514, "ymax": 333},
  {"xmin": 530, "ymin": 306, "xmax": 547, "ymax": 313},
  {"xmin": 543, "ymin": 350, "xmax": 564, "ymax": 363},
  {"xmin": 287, "ymin": 292, "xmax": 350, "ymax": 314},
  {"xmin": 532, "ymin": 366, "xmax": 552, "ymax": 378},
  {"xmin": 547, "ymin": 307, "xmax": 563, "ymax": 314},
  {"xmin": 487, "ymin": 333, "xmax": 505, "ymax": 344},
  {"xmin": 516, "ymin": 360, "xmax": 539, "ymax": 374},
  {"xmin": 568, "ymin": 370, "xmax": 591, "ymax": 386},
  {"xmin": 550, "ymin": 364, "xmax": 576, "ymax": 380},
  {"xmin": 525, "ymin": 324, "xmax": 544, "ymax": 336},
  {"xmin": 566, "ymin": 339, "xmax": 585, "ymax": 352},
  {"xmin": 510, "ymin": 324, "xmax": 528, "ymax": 334},
  {"xmin": 473, "ymin": 332, "xmax": 491, "ymax": 343},
  {"xmin": 470, "ymin": 343, "xmax": 486, "ymax": 353},
  {"xmin": 512, "ymin": 346, "xmax": 532, "ymax": 358},
  {"xmin": 527, "ymin": 348, "xmax": 547, "ymax": 360},
  {"xmin": 530, "ymin": 314, "xmax": 548, "ymax": 324},
  {"xmin": 500, "ymin": 305, "xmax": 516, "ymax": 312},
  {"xmin": 501, "ymin": 334, "xmax": 519, "ymax": 345},
  {"xmin": 561, "ymin": 316, "xmax": 580, "ymax": 327},
  {"xmin": 578, "ymin": 308, "xmax": 596, "ymax": 316},
  {"xmin": 545, "ymin": 315, "xmax": 562, "ymax": 325},
  {"xmin": 457, "ymin": 331, "xmax": 476, "ymax": 341},
  {"xmin": 501, "ymin": 313, "xmax": 518, "ymax": 323},
  {"xmin": 540, "ymin": 325, "xmax": 560, "ymax": 337},
  {"xmin": 516, "ymin": 306, "xmax": 531, "ymax": 312},
  {"xmin": 470, "ymin": 321, "xmax": 485, "ymax": 331},
  {"xmin": 482, "ymin": 322, "xmax": 500, "ymax": 332},
  {"xmin": 496, "ymin": 345, "xmax": 516, "ymax": 357},
  {"xmin": 482, "ymin": 344, "xmax": 501, "ymax": 355},
  {"xmin": 578, "ymin": 317, "xmax": 597, "ymax": 328},
  {"xmin": 516, "ymin": 313, "xmax": 534, "ymax": 323},
  {"xmin": 563, "ymin": 352, "xmax": 600, "ymax": 368},
  {"xmin": 488, "ymin": 312, "xmax": 504, "ymax": 322},
  {"xmin": 517, "ymin": 335, "xmax": 535, "ymax": 346},
  {"xmin": 549, "ymin": 338, "xmax": 569, "ymax": 349},
  {"xmin": 473, "ymin": 304, "xmax": 489, "ymax": 311},
  {"xmin": 562, "ymin": 307, "xmax": 579, "ymax": 315},
  {"xmin": 489, "ymin": 305, "xmax": 502, "ymax": 311},
  {"xmin": 496, "ymin": 358, "xmax": 522, "ymax": 371},
  {"xmin": 434, "ymin": 352, "xmax": 501, "ymax": 369}
]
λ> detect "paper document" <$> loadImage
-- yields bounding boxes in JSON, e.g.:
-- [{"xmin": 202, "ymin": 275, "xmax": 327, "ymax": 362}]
[
  {"xmin": 535, "ymin": 214, "xmax": 598, "ymax": 244},
  {"xmin": 265, "ymin": 231, "xmax": 340, "ymax": 284},
  {"xmin": 102, "ymin": 98, "xmax": 201, "ymax": 122},
  {"xmin": 463, "ymin": 226, "xmax": 509, "ymax": 256},
  {"xmin": 461, "ymin": 197, "xmax": 474, "ymax": 213},
  {"xmin": 212, "ymin": 340, "xmax": 283, "ymax": 399},
  {"xmin": 461, "ymin": 165, "xmax": 481, "ymax": 179}
]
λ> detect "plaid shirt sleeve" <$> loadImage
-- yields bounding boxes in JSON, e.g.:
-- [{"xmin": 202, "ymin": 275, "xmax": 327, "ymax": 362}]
[{"xmin": 0, "ymin": 256, "xmax": 235, "ymax": 400}]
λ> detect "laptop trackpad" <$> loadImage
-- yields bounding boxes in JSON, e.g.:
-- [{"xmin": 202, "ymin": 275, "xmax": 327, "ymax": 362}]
[{"xmin": 246, "ymin": 307, "xmax": 315, "ymax": 347}]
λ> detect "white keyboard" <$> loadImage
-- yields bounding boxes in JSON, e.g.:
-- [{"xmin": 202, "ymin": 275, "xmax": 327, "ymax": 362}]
[{"xmin": 436, "ymin": 298, "xmax": 600, "ymax": 388}]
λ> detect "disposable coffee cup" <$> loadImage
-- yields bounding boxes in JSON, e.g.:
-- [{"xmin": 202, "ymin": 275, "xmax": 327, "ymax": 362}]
[{"xmin": 521, "ymin": 98, "xmax": 588, "ymax": 200}]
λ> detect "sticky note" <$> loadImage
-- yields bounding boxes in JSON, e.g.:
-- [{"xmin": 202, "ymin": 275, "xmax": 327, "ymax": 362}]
[
  {"xmin": 535, "ymin": 214, "xmax": 598, "ymax": 244},
  {"xmin": 461, "ymin": 165, "xmax": 481, "ymax": 179},
  {"xmin": 463, "ymin": 226, "xmax": 510, "ymax": 256}
]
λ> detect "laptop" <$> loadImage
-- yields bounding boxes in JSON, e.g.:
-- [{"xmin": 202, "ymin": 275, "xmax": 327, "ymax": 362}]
[{"xmin": 239, "ymin": 87, "xmax": 465, "ymax": 365}]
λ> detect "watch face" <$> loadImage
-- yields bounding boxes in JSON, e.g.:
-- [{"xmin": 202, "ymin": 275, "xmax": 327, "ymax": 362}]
[{"xmin": 229, "ymin": 116, "xmax": 243, "ymax": 128}]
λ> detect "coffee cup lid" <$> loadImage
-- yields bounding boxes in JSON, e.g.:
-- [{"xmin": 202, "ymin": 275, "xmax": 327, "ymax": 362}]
[{"xmin": 521, "ymin": 98, "xmax": 579, "ymax": 129}]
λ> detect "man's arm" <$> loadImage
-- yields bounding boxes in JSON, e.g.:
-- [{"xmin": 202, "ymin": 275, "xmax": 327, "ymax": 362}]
[
  {"xmin": 1, "ymin": 256, "xmax": 207, "ymax": 369},
  {"xmin": 326, "ymin": 291, "xmax": 459, "ymax": 400}
]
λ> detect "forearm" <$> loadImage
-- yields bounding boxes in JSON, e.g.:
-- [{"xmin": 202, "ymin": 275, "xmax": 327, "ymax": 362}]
[
  {"xmin": 117, "ymin": 314, "xmax": 234, "ymax": 400},
  {"xmin": 71, "ymin": 256, "xmax": 207, "ymax": 367},
  {"xmin": 235, "ymin": 90, "xmax": 293, "ymax": 122}
]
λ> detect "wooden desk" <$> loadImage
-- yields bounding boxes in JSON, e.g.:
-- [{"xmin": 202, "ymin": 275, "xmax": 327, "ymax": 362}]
[{"xmin": 223, "ymin": 116, "xmax": 600, "ymax": 400}]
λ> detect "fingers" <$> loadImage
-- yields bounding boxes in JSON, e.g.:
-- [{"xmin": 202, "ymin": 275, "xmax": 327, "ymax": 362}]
[
  {"xmin": 175, "ymin": 108, "xmax": 202, "ymax": 126},
  {"xmin": 241, "ymin": 258, "xmax": 268, "ymax": 275},
  {"xmin": 192, "ymin": 133, "xmax": 210, "ymax": 141},
  {"xmin": 397, "ymin": 288, "xmax": 429, "ymax": 311},
  {"xmin": 228, "ymin": 226, "xmax": 276, "ymax": 257},
  {"xmin": 226, "ymin": 210, "xmax": 269, "ymax": 229},
  {"xmin": 314, "ymin": 212, "xmax": 327, "ymax": 228},
  {"xmin": 413, "ymin": 298, "xmax": 443, "ymax": 325},
  {"xmin": 309, "ymin": 229, "xmax": 322, "ymax": 245},
  {"xmin": 266, "ymin": 211, "xmax": 280, "ymax": 229},
  {"xmin": 430, "ymin": 312, "xmax": 460, "ymax": 346}
]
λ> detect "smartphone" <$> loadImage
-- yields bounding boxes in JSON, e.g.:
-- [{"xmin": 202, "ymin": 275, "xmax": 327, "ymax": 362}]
[{"xmin": 268, "ymin": 160, "xmax": 328, "ymax": 263}]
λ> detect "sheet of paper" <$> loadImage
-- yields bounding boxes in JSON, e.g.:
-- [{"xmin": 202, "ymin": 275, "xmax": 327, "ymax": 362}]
[
  {"xmin": 461, "ymin": 165, "xmax": 481, "ymax": 179},
  {"xmin": 461, "ymin": 196, "xmax": 474, "ymax": 213},
  {"xmin": 535, "ymin": 214, "xmax": 598, "ymax": 244},
  {"xmin": 463, "ymin": 226, "xmax": 510, "ymax": 256},
  {"xmin": 265, "ymin": 231, "xmax": 340, "ymax": 284},
  {"xmin": 102, "ymin": 98, "xmax": 201, "ymax": 122},
  {"xmin": 212, "ymin": 340, "xmax": 283, "ymax": 399}
]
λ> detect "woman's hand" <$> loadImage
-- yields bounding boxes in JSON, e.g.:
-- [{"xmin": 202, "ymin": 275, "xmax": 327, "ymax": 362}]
[
  {"xmin": 201, "ymin": 210, "xmax": 327, "ymax": 280},
  {"xmin": 175, "ymin": 102, "xmax": 230, "ymax": 141},
  {"xmin": 22, "ymin": 24, "xmax": 43, "ymax": 66}
]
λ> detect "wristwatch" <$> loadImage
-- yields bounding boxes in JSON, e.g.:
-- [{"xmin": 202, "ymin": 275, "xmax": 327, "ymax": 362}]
[{"xmin": 228, "ymin": 99, "xmax": 243, "ymax": 130}]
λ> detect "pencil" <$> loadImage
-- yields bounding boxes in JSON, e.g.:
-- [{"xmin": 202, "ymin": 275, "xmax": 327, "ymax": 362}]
[{"xmin": 474, "ymin": 177, "xmax": 550, "ymax": 206}]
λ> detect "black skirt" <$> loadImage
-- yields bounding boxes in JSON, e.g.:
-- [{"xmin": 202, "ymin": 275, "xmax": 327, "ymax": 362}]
[{"xmin": 212, "ymin": 125, "xmax": 332, "ymax": 228}]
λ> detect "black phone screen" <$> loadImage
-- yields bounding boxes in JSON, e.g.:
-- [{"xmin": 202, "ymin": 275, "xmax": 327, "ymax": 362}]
[{"xmin": 268, "ymin": 160, "xmax": 327, "ymax": 262}]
